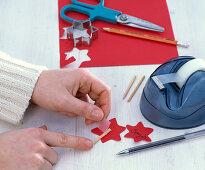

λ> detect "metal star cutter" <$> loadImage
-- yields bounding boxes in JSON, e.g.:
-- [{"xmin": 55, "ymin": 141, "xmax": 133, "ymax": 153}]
[{"xmin": 61, "ymin": 20, "xmax": 98, "ymax": 47}]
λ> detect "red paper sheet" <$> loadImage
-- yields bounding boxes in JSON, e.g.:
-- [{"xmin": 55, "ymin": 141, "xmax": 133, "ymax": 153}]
[{"xmin": 58, "ymin": 0, "xmax": 178, "ymax": 68}]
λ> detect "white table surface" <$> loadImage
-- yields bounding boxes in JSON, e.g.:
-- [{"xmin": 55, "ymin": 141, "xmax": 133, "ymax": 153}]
[{"xmin": 0, "ymin": 0, "xmax": 205, "ymax": 170}]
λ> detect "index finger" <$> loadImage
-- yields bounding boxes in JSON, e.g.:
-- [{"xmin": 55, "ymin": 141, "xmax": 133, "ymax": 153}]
[{"xmin": 42, "ymin": 130, "xmax": 93, "ymax": 150}]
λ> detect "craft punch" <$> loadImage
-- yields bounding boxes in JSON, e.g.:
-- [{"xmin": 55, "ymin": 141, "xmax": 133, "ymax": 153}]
[{"xmin": 140, "ymin": 56, "xmax": 205, "ymax": 129}]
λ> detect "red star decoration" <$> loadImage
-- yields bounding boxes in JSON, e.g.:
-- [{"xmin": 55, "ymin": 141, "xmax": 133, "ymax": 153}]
[
  {"xmin": 124, "ymin": 122, "xmax": 153, "ymax": 142},
  {"xmin": 91, "ymin": 118, "xmax": 126, "ymax": 143}
]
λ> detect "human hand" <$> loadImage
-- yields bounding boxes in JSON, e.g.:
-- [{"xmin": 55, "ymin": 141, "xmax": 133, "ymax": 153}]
[
  {"xmin": 0, "ymin": 126, "xmax": 93, "ymax": 170},
  {"xmin": 31, "ymin": 68, "xmax": 111, "ymax": 124}
]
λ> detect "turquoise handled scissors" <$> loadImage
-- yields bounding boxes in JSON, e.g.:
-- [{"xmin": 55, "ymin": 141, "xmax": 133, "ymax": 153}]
[{"xmin": 60, "ymin": 0, "xmax": 164, "ymax": 32}]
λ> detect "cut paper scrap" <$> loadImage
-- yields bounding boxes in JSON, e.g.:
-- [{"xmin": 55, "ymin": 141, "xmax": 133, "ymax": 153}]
[
  {"xmin": 124, "ymin": 122, "xmax": 153, "ymax": 142},
  {"xmin": 58, "ymin": 0, "xmax": 178, "ymax": 68},
  {"xmin": 63, "ymin": 48, "xmax": 90, "ymax": 68},
  {"xmin": 91, "ymin": 118, "xmax": 126, "ymax": 143}
]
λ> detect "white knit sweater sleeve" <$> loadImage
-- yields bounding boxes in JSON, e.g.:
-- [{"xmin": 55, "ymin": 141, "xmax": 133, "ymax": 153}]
[{"xmin": 0, "ymin": 51, "xmax": 47, "ymax": 125}]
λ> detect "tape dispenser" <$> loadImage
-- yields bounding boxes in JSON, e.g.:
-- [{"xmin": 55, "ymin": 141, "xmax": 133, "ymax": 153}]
[{"xmin": 140, "ymin": 56, "xmax": 205, "ymax": 129}]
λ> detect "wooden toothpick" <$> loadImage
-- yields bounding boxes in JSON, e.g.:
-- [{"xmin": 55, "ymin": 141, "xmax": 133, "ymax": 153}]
[
  {"xmin": 123, "ymin": 75, "xmax": 136, "ymax": 99},
  {"xmin": 127, "ymin": 75, "xmax": 145, "ymax": 102},
  {"xmin": 93, "ymin": 128, "xmax": 112, "ymax": 144}
]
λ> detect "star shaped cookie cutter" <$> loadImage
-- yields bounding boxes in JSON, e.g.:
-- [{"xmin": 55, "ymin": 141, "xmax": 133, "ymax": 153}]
[{"xmin": 61, "ymin": 20, "xmax": 98, "ymax": 47}]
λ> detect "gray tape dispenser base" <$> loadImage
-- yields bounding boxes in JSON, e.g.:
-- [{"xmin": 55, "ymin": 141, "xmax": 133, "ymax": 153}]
[{"xmin": 140, "ymin": 56, "xmax": 205, "ymax": 129}]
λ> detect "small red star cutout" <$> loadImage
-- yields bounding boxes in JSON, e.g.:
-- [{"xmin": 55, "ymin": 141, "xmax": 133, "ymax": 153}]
[
  {"xmin": 124, "ymin": 122, "xmax": 153, "ymax": 142},
  {"xmin": 91, "ymin": 118, "xmax": 126, "ymax": 143}
]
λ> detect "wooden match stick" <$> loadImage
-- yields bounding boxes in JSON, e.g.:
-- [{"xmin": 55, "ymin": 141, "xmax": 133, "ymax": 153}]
[
  {"xmin": 93, "ymin": 128, "xmax": 111, "ymax": 144},
  {"xmin": 127, "ymin": 75, "xmax": 145, "ymax": 102},
  {"xmin": 123, "ymin": 75, "xmax": 136, "ymax": 99},
  {"xmin": 102, "ymin": 28, "xmax": 189, "ymax": 48}
]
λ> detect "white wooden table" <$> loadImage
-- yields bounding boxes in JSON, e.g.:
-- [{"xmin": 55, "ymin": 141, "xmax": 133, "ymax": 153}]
[{"xmin": 0, "ymin": 0, "xmax": 205, "ymax": 169}]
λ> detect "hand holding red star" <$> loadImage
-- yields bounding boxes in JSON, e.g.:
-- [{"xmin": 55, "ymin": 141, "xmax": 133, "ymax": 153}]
[
  {"xmin": 124, "ymin": 122, "xmax": 153, "ymax": 142},
  {"xmin": 91, "ymin": 118, "xmax": 126, "ymax": 143}
]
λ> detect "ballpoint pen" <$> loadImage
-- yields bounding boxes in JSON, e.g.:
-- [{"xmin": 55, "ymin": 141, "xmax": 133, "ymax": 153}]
[{"xmin": 117, "ymin": 129, "xmax": 205, "ymax": 155}]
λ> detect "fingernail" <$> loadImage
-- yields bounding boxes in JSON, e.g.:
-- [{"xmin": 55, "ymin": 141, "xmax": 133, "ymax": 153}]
[
  {"xmin": 91, "ymin": 110, "xmax": 103, "ymax": 120},
  {"xmin": 85, "ymin": 140, "xmax": 93, "ymax": 148},
  {"xmin": 85, "ymin": 119, "xmax": 93, "ymax": 125}
]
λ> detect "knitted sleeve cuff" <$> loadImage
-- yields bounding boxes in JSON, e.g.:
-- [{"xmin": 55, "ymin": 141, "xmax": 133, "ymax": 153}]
[{"xmin": 0, "ymin": 51, "xmax": 47, "ymax": 125}]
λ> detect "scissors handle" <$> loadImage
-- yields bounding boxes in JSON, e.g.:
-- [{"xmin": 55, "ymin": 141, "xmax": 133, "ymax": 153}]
[
  {"xmin": 60, "ymin": 0, "xmax": 121, "ymax": 23},
  {"xmin": 72, "ymin": 0, "xmax": 104, "ymax": 8}
]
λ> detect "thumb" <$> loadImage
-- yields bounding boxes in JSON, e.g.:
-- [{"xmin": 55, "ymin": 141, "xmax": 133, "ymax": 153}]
[{"xmin": 64, "ymin": 95, "xmax": 104, "ymax": 121}]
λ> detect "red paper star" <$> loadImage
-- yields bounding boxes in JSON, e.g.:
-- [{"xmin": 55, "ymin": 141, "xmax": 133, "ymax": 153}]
[
  {"xmin": 124, "ymin": 122, "xmax": 153, "ymax": 142},
  {"xmin": 91, "ymin": 118, "xmax": 126, "ymax": 143}
]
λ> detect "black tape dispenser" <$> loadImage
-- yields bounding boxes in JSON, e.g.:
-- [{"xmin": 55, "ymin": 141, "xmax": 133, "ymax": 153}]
[{"xmin": 140, "ymin": 56, "xmax": 205, "ymax": 129}]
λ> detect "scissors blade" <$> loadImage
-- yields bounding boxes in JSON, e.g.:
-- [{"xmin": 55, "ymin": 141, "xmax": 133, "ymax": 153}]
[{"xmin": 116, "ymin": 14, "xmax": 164, "ymax": 32}]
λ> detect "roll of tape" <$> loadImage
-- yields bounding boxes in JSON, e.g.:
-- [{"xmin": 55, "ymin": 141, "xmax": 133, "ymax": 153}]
[
  {"xmin": 152, "ymin": 58, "xmax": 205, "ymax": 89},
  {"xmin": 176, "ymin": 59, "xmax": 205, "ymax": 88}
]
